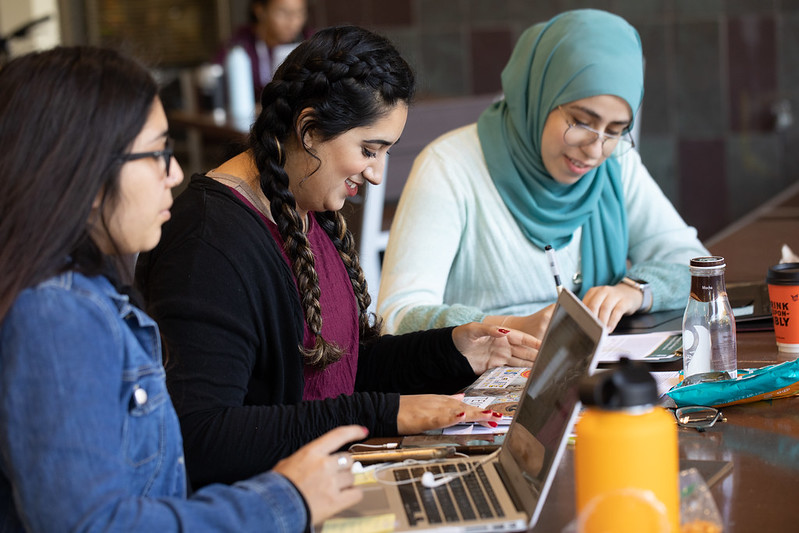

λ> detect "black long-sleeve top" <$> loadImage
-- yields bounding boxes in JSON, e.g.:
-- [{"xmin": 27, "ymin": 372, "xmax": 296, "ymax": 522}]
[{"xmin": 135, "ymin": 175, "xmax": 477, "ymax": 487}]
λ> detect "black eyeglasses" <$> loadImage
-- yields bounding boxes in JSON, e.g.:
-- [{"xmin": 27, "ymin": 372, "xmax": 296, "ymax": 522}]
[
  {"xmin": 117, "ymin": 137, "xmax": 174, "ymax": 177},
  {"xmin": 674, "ymin": 406, "xmax": 726, "ymax": 432}
]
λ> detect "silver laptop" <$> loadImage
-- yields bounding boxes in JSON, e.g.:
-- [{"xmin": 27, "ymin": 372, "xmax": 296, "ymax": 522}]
[{"xmin": 319, "ymin": 288, "xmax": 607, "ymax": 532}]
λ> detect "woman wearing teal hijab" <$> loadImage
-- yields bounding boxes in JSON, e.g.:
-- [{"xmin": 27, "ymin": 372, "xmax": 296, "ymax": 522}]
[{"xmin": 378, "ymin": 9, "xmax": 708, "ymax": 337}]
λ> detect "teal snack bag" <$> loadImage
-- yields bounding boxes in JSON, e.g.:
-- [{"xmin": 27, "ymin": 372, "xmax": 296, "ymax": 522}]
[{"xmin": 664, "ymin": 359, "xmax": 799, "ymax": 408}]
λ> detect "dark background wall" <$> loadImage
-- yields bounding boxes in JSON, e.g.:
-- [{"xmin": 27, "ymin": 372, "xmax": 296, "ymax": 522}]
[
  {"xmin": 307, "ymin": 0, "xmax": 799, "ymax": 241},
  {"xmin": 70, "ymin": 0, "xmax": 799, "ymax": 242}
]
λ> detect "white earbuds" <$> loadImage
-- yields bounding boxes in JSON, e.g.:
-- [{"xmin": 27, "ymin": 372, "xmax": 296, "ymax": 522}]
[{"xmin": 421, "ymin": 471, "xmax": 454, "ymax": 488}]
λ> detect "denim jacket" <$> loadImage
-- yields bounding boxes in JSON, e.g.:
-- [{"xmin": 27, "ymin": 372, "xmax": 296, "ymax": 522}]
[{"xmin": 0, "ymin": 271, "xmax": 308, "ymax": 531}]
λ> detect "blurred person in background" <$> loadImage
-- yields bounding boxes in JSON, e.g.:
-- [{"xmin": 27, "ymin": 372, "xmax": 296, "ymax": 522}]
[{"xmin": 215, "ymin": 0, "xmax": 310, "ymax": 99}]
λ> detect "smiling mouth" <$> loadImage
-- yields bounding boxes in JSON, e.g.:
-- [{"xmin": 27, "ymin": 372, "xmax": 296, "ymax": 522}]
[
  {"xmin": 345, "ymin": 178, "xmax": 359, "ymax": 190},
  {"xmin": 566, "ymin": 155, "xmax": 589, "ymax": 169}
]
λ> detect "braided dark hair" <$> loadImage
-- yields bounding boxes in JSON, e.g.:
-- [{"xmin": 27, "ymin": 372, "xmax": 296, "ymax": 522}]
[{"xmin": 249, "ymin": 25, "xmax": 415, "ymax": 369}]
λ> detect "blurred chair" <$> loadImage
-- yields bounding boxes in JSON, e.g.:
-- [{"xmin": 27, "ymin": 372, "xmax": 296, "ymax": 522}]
[{"xmin": 359, "ymin": 162, "xmax": 390, "ymax": 313}]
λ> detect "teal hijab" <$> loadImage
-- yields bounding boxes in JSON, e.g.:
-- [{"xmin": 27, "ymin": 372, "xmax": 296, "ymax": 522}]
[{"xmin": 477, "ymin": 9, "xmax": 644, "ymax": 295}]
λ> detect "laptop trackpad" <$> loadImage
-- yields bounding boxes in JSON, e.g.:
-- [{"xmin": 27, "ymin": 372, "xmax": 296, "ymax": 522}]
[{"xmin": 336, "ymin": 485, "xmax": 393, "ymax": 518}]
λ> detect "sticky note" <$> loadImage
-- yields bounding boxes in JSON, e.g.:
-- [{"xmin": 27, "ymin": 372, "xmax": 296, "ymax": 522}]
[{"xmin": 321, "ymin": 513, "xmax": 395, "ymax": 533}]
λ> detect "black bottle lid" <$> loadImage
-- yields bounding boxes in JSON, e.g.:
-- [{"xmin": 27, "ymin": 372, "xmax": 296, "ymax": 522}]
[
  {"xmin": 579, "ymin": 357, "xmax": 658, "ymax": 408},
  {"xmin": 767, "ymin": 262, "xmax": 799, "ymax": 285}
]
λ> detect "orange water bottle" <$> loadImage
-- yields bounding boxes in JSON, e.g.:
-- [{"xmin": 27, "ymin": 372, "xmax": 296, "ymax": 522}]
[{"xmin": 574, "ymin": 358, "xmax": 679, "ymax": 533}]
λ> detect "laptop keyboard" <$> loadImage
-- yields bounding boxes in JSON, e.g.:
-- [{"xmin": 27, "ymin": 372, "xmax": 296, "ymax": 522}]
[{"xmin": 392, "ymin": 462, "xmax": 506, "ymax": 526}]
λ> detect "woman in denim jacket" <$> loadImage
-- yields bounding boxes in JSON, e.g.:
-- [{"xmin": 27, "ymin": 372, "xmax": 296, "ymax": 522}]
[{"xmin": 0, "ymin": 46, "xmax": 365, "ymax": 531}]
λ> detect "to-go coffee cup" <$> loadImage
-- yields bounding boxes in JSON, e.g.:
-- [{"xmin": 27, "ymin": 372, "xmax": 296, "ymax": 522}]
[{"xmin": 766, "ymin": 263, "xmax": 799, "ymax": 353}]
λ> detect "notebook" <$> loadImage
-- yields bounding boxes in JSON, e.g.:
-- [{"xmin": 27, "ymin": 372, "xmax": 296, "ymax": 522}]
[
  {"xmin": 319, "ymin": 288, "xmax": 607, "ymax": 532},
  {"xmin": 727, "ymin": 281, "xmax": 774, "ymax": 331}
]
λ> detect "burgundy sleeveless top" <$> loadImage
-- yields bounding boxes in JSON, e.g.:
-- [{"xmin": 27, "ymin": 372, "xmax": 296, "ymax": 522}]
[{"xmin": 229, "ymin": 189, "xmax": 360, "ymax": 400}]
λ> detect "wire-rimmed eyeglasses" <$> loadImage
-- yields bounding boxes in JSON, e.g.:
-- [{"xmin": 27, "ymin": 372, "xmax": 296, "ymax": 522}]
[
  {"xmin": 117, "ymin": 137, "xmax": 174, "ymax": 177},
  {"xmin": 558, "ymin": 106, "xmax": 635, "ymax": 157},
  {"xmin": 674, "ymin": 406, "xmax": 726, "ymax": 432}
]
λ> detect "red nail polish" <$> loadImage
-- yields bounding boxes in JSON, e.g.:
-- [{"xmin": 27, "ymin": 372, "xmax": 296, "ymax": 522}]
[
  {"xmin": 456, "ymin": 412, "xmax": 465, "ymax": 417},
  {"xmin": 492, "ymin": 412, "xmax": 503, "ymax": 418},
  {"xmin": 487, "ymin": 421, "xmax": 498, "ymax": 428},
  {"xmin": 498, "ymin": 328, "xmax": 510, "ymax": 334},
  {"xmin": 482, "ymin": 410, "xmax": 493, "ymax": 414}
]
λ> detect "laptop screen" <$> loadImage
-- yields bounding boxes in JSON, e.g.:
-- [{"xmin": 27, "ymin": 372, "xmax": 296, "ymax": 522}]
[{"xmin": 497, "ymin": 289, "xmax": 605, "ymax": 523}]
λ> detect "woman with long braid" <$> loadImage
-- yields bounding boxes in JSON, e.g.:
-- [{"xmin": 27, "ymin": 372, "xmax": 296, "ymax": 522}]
[{"xmin": 136, "ymin": 25, "xmax": 540, "ymax": 488}]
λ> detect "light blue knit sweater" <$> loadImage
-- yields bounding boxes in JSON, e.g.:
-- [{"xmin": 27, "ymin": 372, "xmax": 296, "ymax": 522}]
[{"xmin": 377, "ymin": 124, "xmax": 709, "ymax": 334}]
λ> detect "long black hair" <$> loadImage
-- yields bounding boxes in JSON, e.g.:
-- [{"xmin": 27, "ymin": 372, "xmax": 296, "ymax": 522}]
[
  {"xmin": 249, "ymin": 25, "xmax": 415, "ymax": 368},
  {"xmin": 0, "ymin": 46, "xmax": 158, "ymax": 322}
]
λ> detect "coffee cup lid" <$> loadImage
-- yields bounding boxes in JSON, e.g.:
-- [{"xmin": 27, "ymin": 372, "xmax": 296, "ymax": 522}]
[{"xmin": 767, "ymin": 263, "xmax": 799, "ymax": 285}]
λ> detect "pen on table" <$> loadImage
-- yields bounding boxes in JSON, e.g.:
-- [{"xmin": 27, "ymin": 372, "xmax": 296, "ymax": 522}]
[
  {"xmin": 544, "ymin": 245, "xmax": 563, "ymax": 294},
  {"xmin": 350, "ymin": 446, "xmax": 456, "ymax": 464}
]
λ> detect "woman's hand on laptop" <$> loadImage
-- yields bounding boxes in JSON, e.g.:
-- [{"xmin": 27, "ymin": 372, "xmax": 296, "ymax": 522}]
[
  {"xmin": 397, "ymin": 394, "xmax": 502, "ymax": 434},
  {"xmin": 452, "ymin": 322, "xmax": 541, "ymax": 374},
  {"xmin": 483, "ymin": 305, "xmax": 554, "ymax": 342},
  {"xmin": 273, "ymin": 425, "xmax": 368, "ymax": 525}
]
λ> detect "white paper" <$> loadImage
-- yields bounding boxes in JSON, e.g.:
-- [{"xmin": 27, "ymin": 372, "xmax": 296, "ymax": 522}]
[
  {"xmin": 442, "ymin": 423, "xmax": 510, "ymax": 435},
  {"xmin": 599, "ymin": 331, "xmax": 682, "ymax": 362}
]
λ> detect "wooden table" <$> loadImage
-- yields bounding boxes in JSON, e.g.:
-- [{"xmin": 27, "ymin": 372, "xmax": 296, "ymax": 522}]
[
  {"xmin": 531, "ymin": 330, "xmax": 799, "ymax": 532},
  {"xmin": 531, "ymin": 183, "xmax": 799, "ymax": 531},
  {"xmin": 705, "ymin": 180, "xmax": 799, "ymax": 283}
]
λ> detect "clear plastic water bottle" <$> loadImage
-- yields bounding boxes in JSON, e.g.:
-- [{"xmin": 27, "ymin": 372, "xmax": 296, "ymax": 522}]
[{"xmin": 682, "ymin": 256, "xmax": 737, "ymax": 385}]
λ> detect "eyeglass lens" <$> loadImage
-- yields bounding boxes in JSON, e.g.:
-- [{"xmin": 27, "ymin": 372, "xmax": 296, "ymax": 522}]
[
  {"xmin": 118, "ymin": 138, "xmax": 173, "ymax": 178},
  {"xmin": 564, "ymin": 126, "xmax": 632, "ymax": 156},
  {"xmin": 558, "ymin": 106, "xmax": 633, "ymax": 157},
  {"xmin": 675, "ymin": 406, "xmax": 723, "ymax": 429}
]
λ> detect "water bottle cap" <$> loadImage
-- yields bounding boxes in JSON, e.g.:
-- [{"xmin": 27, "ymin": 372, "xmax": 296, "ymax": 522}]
[
  {"xmin": 689, "ymin": 256, "xmax": 725, "ymax": 269},
  {"xmin": 579, "ymin": 358, "xmax": 658, "ymax": 408}
]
